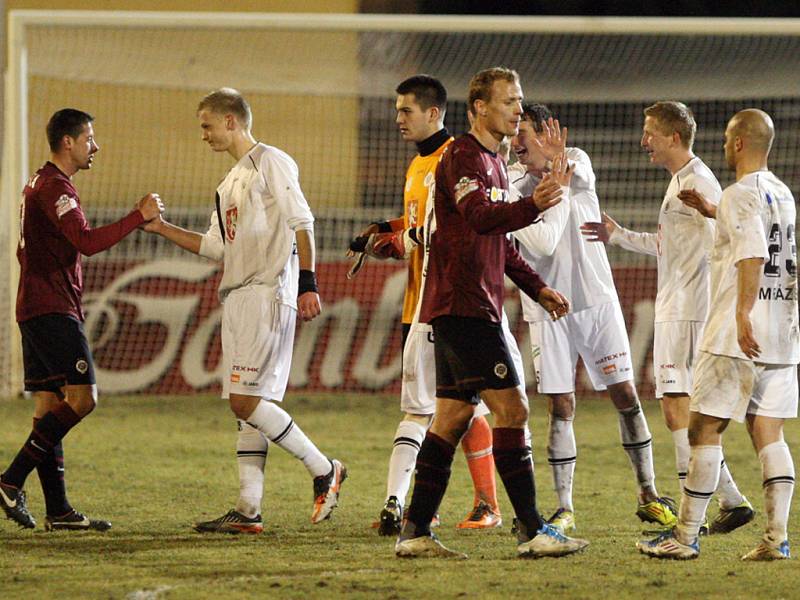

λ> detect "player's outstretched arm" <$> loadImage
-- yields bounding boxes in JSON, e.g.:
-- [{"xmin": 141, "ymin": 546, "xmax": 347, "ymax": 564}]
[
  {"xmin": 143, "ymin": 217, "xmax": 204, "ymax": 255},
  {"xmin": 581, "ymin": 212, "xmax": 658, "ymax": 256},
  {"xmin": 59, "ymin": 192, "xmax": 164, "ymax": 257},
  {"xmin": 678, "ymin": 188, "xmax": 717, "ymax": 219},
  {"xmin": 296, "ymin": 228, "xmax": 322, "ymax": 322}
]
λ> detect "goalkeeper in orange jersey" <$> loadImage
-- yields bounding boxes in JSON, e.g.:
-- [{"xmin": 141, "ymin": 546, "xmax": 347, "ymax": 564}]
[{"xmin": 349, "ymin": 75, "xmax": 503, "ymax": 534}]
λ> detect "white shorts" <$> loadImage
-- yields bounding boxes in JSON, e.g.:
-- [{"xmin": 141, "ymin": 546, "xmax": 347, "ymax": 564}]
[
  {"xmin": 654, "ymin": 321, "xmax": 704, "ymax": 398},
  {"xmin": 221, "ymin": 286, "xmax": 295, "ymax": 401},
  {"xmin": 530, "ymin": 301, "xmax": 633, "ymax": 394},
  {"xmin": 400, "ymin": 314, "xmax": 524, "ymax": 416},
  {"xmin": 691, "ymin": 351, "xmax": 799, "ymax": 423}
]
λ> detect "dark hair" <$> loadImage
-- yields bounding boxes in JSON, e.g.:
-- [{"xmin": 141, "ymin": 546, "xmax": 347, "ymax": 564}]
[
  {"xmin": 521, "ymin": 103, "xmax": 553, "ymax": 133},
  {"xmin": 46, "ymin": 108, "xmax": 94, "ymax": 152},
  {"xmin": 396, "ymin": 75, "xmax": 447, "ymax": 111}
]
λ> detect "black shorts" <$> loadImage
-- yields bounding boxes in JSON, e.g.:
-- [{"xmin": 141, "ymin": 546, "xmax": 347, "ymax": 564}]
[
  {"xmin": 19, "ymin": 314, "xmax": 96, "ymax": 392},
  {"xmin": 432, "ymin": 315, "xmax": 520, "ymax": 404}
]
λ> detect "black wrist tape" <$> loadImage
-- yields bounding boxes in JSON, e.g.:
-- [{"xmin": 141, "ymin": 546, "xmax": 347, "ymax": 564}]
[
  {"xmin": 298, "ymin": 269, "xmax": 318, "ymax": 295},
  {"xmin": 372, "ymin": 220, "xmax": 393, "ymax": 233}
]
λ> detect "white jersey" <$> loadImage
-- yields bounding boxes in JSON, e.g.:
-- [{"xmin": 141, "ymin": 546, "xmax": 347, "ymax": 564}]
[
  {"xmin": 508, "ymin": 147, "xmax": 618, "ymax": 322},
  {"xmin": 609, "ymin": 157, "xmax": 720, "ymax": 323},
  {"xmin": 198, "ymin": 143, "xmax": 315, "ymax": 308},
  {"xmin": 700, "ymin": 170, "xmax": 799, "ymax": 364}
]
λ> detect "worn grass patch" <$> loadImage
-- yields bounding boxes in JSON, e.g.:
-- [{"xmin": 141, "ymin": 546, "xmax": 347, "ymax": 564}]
[{"xmin": 0, "ymin": 393, "xmax": 798, "ymax": 599}]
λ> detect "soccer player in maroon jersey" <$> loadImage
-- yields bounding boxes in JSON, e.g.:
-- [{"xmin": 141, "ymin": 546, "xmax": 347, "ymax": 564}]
[
  {"xmin": 0, "ymin": 108, "xmax": 163, "ymax": 531},
  {"xmin": 395, "ymin": 67, "xmax": 589, "ymax": 559}
]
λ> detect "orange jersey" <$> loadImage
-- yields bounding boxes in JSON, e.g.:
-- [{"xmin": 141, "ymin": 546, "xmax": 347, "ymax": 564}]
[{"xmin": 402, "ymin": 136, "xmax": 453, "ymax": 324}]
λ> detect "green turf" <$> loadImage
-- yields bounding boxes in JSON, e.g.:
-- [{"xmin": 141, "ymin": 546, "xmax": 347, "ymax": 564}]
[{"xmin": 0, "ymin": 393, "xmax": 798, "ymax": 599}]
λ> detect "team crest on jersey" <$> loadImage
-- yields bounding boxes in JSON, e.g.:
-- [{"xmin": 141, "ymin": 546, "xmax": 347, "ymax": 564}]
[
  {"xmin": 454, "ymin": 177, "xmax": 479, "ymax": 203},
  {"xmin": 408, "ymin": 201, "xmax": 418, "ymax": 227},
  {"xmin": 55, "ymin": 194, "xmax": 78, "ymax": 219},
  {"xmin": 225, "ymin": 207, "xmax": 238, "ymax": 242},
  {"xmin": 75, "ymin": 359, "xmax": 88, "ymax": 375}
]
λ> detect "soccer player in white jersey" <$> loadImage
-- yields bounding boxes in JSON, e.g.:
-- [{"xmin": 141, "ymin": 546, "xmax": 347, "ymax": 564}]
[
  {"xmin": 143, "ymin": 88, "xmax": 345, "ymax": 533},
  {"xmin": 638, "ymin": 108, "xmax": 798, "ymax": 560},
  {"xmin": 508, "ymin": 103, "xmax": 676, "ymax": 533},
  {"xmin": 582, "ymin": 101, "xmax": 753, "ymax": 534}
]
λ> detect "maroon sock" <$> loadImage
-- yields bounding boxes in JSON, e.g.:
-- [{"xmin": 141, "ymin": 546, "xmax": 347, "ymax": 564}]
[
  {"xmin": 404, "ymin": 432, "xmax": 455, "ymax": 538},
  {"xmin": 493, "ymin": 427, "xmax": 544, "ymax": 540},
  {"xmin": 2, "ymin": 403, "xmax": 81, "ymax": 490}
]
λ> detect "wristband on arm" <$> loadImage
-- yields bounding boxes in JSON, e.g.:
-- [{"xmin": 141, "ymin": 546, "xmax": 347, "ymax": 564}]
[{"xmin": 298, "ymin": 269, "xmax": 318, "ymax": 295}]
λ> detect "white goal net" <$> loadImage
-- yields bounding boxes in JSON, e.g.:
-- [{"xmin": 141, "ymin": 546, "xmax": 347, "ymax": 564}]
[{"xmin": 2, "ymin": 12, "xmax": 799, "ymax": 397}]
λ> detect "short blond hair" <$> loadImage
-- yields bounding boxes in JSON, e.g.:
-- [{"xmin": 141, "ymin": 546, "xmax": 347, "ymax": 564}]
[
  {"xmin": 644, "ymin": 101, "xmax": 696, "ymax": 149},
  {"xmin": 468, "ymin": 67, "xmax": 519, "ymax": 115},
  {"xmin": 197, "ymin": 88, "xmax": 252, "ymax": 129}
]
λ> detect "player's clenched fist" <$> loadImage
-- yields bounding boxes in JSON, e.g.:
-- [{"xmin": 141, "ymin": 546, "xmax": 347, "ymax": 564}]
[
  {"xmin": 537, "ymin": 286, "xmax": 570, "ymax": 320},
  {"xmin": 298, "ymin": 291, "xmax": 322, "ymax": 322},
  {"xmin": 136, "ymin": 193, "xmax": 164, "ymax": 221}
]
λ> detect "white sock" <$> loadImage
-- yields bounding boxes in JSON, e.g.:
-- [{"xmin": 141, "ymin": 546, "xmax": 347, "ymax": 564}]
[
  {"xmin": 759, "ymin": 441, "xmax": 795, "ymax": 545},
  {"xmin": 245, "ymin": 400, "xmax": 330, "ymax": 478},
  {"xmin": 385, "ymin": 419, "xmax": 427, "ymax": 506},
  {"xmin": 677, "ymin": 445, "xmax": 721, "ymax": 543},
  {"xmin": 618, "ymin": 404, "xmax": 657, "ymax": 496},
  {"xmin": 234, "ymin": 421, "xmax": 268, "ymax": 518},
  {"xmin": 548, "ymin": 416, "xmax": 576, "ymax": 512},
  {"xmin": 716, "ymin": 455, "xmax": 745, "ymax": 510},
  {"xmin": 671, "ymin": 428, "xmax": 690, "ymax": 493}
]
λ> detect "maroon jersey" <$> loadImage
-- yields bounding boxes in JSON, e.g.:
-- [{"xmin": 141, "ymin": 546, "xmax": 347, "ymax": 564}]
[
  {"xmin": 16, "ymin": 162, "xmax": 144, "ymax": 322},
  {"xmin": 419, "ymin": 134, "xmax": 547, "ymax": 323}
]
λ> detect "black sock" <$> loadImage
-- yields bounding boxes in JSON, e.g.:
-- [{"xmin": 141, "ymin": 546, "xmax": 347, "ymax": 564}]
[
  {"xmin": 2, "ymin": 403, "xmax": 81, "ymax": 490},
  {"xmin": 404, "ymin": 432, "xmax": 455, "ymax": 538},
  {"xmin": 493, "ymin": 427, "xmax": 544, "ymax": 541}
]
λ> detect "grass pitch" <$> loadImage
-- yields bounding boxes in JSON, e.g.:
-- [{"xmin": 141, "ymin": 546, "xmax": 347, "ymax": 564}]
[{"xmin": 0, "ymin": 393, "xmax": 798, "ymax": 599}]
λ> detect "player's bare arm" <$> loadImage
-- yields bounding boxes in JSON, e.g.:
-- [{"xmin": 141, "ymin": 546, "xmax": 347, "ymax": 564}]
[
  {"xmin": 296, "ymin": 228, "xmax": 322, "ymax": 322},
  {"xmin": 145, "ymin": 218, "xmax": 204, "ymax": 255},
  {"xmin": 678, "ymin": 188, "xmax": 717, "ymax": 219},
  {"xmin": 735, "ymin": 257, "xmax": 765, "ymax": 359},
  {"xmin": 580, "ymin": 212, "xmax": 619, "ymax": 243}
]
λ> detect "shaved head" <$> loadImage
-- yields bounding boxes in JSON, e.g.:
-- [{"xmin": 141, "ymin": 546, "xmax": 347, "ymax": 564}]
[
  {"xmin": 724, "ymin": 108, "xmax": 775, "ymax": 171},
  {"xmin": 728, "ymin": 109, "xmax": 774, "ymax": 154}
]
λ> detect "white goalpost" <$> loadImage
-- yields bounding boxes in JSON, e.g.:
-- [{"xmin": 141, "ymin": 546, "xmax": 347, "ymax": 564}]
[{"xmin": 3, "ymin": 10, "xmax": 800, "ymax": 398}]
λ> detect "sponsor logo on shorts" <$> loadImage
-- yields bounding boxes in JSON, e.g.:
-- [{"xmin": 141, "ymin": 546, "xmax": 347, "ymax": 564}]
[
  {"xmin": 660, "ymin": 363, "xmax": 677, "ymax": 370},
  {"xmin": 661, "ymin": 378, "xmax": 676, "ymax": 384},
  {"xmin": 602, "ymin": 363, "xmax": 617, "ymax": 375},
  {"xmin": 75, "ymin": 359, "xmax": 88, "ymax": 374},
  {"xmin": 232, "ymin": 365, "xmax": 259, "ymax": 373},
  {"xmin": 494, "ymin": 362, "xmax": 508, "ymax": 379},
  {"xmin": 454, "ymin": 177, "xmax": 479, "ymax": 202},
  {"xmin": 596, "ymin": 351, "xmax": 627, "ymax": 366},
  {"xmin": 55, "ymin": 194, "xmax": 78, "ymax": 219},
  {"xmin": 230, "ymin": 373, "xmax": 240, "ymax": 383}
]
